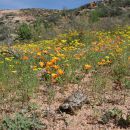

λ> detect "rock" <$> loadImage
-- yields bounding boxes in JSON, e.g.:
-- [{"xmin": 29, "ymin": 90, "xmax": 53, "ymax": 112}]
[
  {"xmin": 0, "ymin": 49, "xmax": 20, "ymax": 59},
  {"xmin": 57, "ymin": 90, "xmax": 89, "ymax": 115}
]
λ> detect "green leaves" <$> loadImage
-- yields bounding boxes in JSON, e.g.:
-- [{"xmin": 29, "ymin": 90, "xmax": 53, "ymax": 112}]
[
  {"xmin": 18, "ymin": 23, "xmax": 32, "ymax": 41},
  {"xmin": 0, "ymin": 113, "xmax": 46, "ymax": 130}
]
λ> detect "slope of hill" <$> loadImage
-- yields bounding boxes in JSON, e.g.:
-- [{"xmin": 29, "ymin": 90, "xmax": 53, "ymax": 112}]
[
  {"xmin": 1, "ymin": 1, "xmax": 130, "ymax": 130},
  {"xmin": 0, "ymin": 0, "xmax": 130, "ymax": 43}
]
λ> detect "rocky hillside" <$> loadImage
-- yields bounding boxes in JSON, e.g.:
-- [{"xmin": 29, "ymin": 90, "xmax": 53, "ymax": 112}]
[
  {"xmin": 0, "ymin": 0, "xmax": 130, "ymax": 43},
  {"xmin": 0, "ymin": 9, "xmax": 62, "ymax": 42}
]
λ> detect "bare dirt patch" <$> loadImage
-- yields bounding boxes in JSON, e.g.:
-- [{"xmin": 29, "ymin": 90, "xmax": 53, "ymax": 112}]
[{"xmin": 1, "ymin": 73, "xmax": 130, "ymax": 130}]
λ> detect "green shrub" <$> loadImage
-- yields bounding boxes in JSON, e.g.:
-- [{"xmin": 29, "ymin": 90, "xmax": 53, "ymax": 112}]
[
  {"xmin": 108, "ymin": 7, "xmax": 122, "ymax": 17},
  {"xmin": 0, "ymin": 23, "xmax": 9, "ymax": 42},
  {"xmin": 89, "ymin": 4, "xmax": 122, "ymax": 23},
  {"xmin": 124, "ymin": 0, "xmax": 130, "ymax": 6},
  {"xmin": 122, "ymin": 78, "xmax": 130, "ymax": 89},
  {"xmin": 89, "ymin": 10, "xmax": 100, "ymax": 23},
  {"xmin": 101, "ymin": 108, "xmax": 122, "ymax": 124},
  {"xmin": 111, "ymin": 0, "xmax": 130, "ymax": 7},
  {"xmin": 18, "ymin": 23, "xmax": 32, "ymax": 40},
  {"xmin": 0, "ymin": 113, "xmax": 46, "ymax": 130}
]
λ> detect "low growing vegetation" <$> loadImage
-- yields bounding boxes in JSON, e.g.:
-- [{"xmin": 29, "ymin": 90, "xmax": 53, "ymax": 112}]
[
  {"xmin": 1, "ymin": 25, "xmax": 130, "ymax": 129},
  {"xmin": 1, "ymin": 0, "xmax": 130, "ymax": 129}
]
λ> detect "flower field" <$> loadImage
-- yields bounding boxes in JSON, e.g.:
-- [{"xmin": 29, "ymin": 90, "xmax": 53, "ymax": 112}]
[
  {"xmin": 1, "ymin": 26, "xmax": 130, "ymax": 129},
  {"xmin": 1, "ymin": 26, "xmax": 130, "ymax": 102},
  {"xmin": 1, "ymin": 26, "xmax": 130, "ymax": 82}
]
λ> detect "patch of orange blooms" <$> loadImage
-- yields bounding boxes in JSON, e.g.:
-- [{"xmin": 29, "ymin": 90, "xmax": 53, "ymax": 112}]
[
  {"xmin": 98, "ymin": 59, "xmax": 112, "ymax": 66},
  {"xmin": 84, "ymin": 64, "xmax": 92, "ymax": 70},
  {"xmin": 22, "ymin": 56, "xmax": 29, "ymax": 60}
]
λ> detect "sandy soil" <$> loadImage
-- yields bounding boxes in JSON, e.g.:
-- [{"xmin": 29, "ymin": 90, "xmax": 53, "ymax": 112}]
[
  {"xmin": 1, "ymin": 73, "xmax": 130, "ymax": 130},
  {"xmin": 29, "ymin": 73, "xmax": 130, "ymax": 130}
]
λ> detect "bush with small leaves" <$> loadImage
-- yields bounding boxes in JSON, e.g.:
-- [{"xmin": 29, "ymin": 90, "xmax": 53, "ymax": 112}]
[
  {"xmin": 0, "ymin": 113, "xmax": 47, "ymax": 130},
  {"xmin": 18, "ymin": 23, "xmax": 32, "ymax": 41}
]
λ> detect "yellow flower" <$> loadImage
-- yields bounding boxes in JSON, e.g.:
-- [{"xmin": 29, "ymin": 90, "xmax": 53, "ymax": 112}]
[
  {"xmin": 105, "ymin": 56, "xmax": 109, "ymax": 59},
  {"xmin": 61, "ymin": 40, "xmax": 67, "ymax": 43},
  {"xmin": 31, "ymin": 66, "xmax": 37, "ymax": 71},
  {"xmin": 115, "ymin": 48, "xmax": 122, "ymax": 53},
  {"xmin": 5, "ymin": 58, "xmax": 12, "ymax": 61},
  {"xmin": 57, "ymin": 53, "xmax": 65, "ymax": 59},
  {"xmin": 33, "ymin": 68, "xmax": 38, "ymax": 71},
  {"xmin": 84, "ymin": 64, "xmax": 92, "ymax": 70},
  {"xmin": 39, "ymin": 62, "xmax": 44, "ymax": 67},
  {"xmin": 37, "ymin": 52, "xmax": 42, "ymax": 56}
]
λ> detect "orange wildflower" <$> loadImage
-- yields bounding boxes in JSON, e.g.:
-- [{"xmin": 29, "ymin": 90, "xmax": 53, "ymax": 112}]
[
  {"xmin": 128, "ymin": 56, "xmax": 130, "ymax": 60},
  {"xmin": 43, "ymin": 50, "xmax": 48, "ymax": 54},
  {"xmin": 52, "ymin": 65, "xmax": 60, "ymax": 69},
  {"xmin": 51, "ymin": 73, "xmax": 58, "ymax": 79},
  {"xmin": 98, "ymin": 59, "xmax": 112, "ymax": 65},
  {"xmin": 22, "ymin": 56, "xmax": 29, "ymax": 60},
  {"xmin": 57, "ymin": 69, "xmax": 64, "ymax": 75},
  {"xmin": 98, "ymin": 62, "xmax": 105, "ymax": 65},
  {"xmin": 51, "ymin": 57, "xmax": 59, "ymax": 63},
  {"xmin": 55, "ymin": 47, "xmax": 61, "ymax": 52},
  {"xmin": 36, "ymin": 48, "xmax": 40, "ymax": 51},
  {"xmin": 98, "ymin": 59, "xmax": 106, "ymax": 65},
  {"xmin": 51, "ymin": 59, "xmax": 56, "ymax": 64},
  {"xmin": 84, "ymin": 64, "xmax": 92, "ymax": 70},
  {"xmin": 47, "ymin": 70, "xmax": 51, "ymax": 74},
  {"xmin": 33, "ymin": 56, "xmax": 37, "ymax": 59},
  {"xmin": 46, "ymin": 61, "xmax": 53, "ymax": 66}
]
